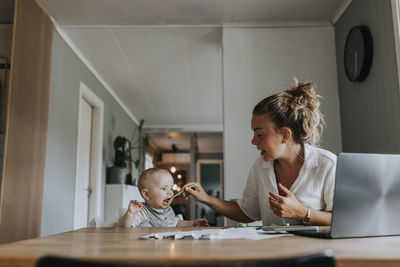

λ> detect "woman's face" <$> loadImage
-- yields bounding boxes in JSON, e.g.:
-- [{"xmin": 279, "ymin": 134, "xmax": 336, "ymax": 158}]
[
  {"xmin": 145, "ymin": 172, "xmax": 174, "ymax": 209},
  {"xmin": 251, "ymin": 114, "xmax": 284, "ymax": 161}
]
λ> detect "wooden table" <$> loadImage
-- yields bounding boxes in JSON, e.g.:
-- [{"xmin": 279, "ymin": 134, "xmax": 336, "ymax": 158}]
[{"xmin": 0, "ymin": 227, "xmax": 399, "ymax": 267}]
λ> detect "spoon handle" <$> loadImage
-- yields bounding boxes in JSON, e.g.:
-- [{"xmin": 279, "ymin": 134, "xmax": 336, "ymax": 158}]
[{"xmin": 169, "ymin": 184, "xmax": 197, "ymax": 201}]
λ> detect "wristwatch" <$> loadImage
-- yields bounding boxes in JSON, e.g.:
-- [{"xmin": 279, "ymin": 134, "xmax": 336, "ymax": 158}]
[{"xmin": 302, "ymin": 207, "xmax": 311, "ymax": 224}]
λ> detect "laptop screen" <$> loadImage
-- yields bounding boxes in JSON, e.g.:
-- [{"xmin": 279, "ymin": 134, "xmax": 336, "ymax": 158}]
[{"xmin": 330, "ymin": 153, "xmax": 400, "ymax": 238}]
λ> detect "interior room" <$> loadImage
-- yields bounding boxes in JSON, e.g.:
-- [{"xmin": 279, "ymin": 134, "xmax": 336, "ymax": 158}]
[
  {"xmin": 1, "ymin": 0, "xmax": 400, "ymax": 265},
  {"xmin": 145, "ymin": 131, "xmax": 223, "ymax": 225}
]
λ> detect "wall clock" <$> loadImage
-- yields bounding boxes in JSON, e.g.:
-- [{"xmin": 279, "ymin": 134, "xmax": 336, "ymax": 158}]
[{"xmin": 344, "ymin": 25, "xmax": 373, "ymax": 82}]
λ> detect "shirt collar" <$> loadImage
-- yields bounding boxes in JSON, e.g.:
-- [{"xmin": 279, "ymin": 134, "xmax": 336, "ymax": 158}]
[{"xmin": 261, "ymin": 143, "xmax": 318, "ymax": 170}]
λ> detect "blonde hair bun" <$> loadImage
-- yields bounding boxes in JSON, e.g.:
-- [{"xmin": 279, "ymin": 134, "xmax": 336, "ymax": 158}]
[{"xmin": 253, "ymin": 78, "xmax": 325, "ymax": 146}]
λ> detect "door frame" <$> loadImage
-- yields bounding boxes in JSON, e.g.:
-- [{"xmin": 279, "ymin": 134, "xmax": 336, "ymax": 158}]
[{"xmin": 73, "ymin": 82, "xmax": 104, "ymax": 229}]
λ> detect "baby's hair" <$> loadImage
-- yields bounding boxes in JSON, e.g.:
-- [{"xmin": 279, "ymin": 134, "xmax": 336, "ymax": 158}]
[
  {"xmin": 252, "ymin": 78, "xmax": 325, "ymax": 146},
  {"xmin": 137, "ymin": 168, "xmax": 170, "ymax": 193}
]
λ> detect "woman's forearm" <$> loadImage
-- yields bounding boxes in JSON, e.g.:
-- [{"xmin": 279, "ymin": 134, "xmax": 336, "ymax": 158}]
[
  {"xmin": 306, "ymin": 209, "xmax": 332, "ymax": 226},
  {"xmin": 204, "ymin": 196, "xmax": 253, "ymax": 223}
]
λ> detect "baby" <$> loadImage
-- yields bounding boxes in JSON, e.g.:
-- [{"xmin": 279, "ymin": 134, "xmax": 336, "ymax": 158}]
[{"xmin": 119, "ymin": 168, "xmax": 209, "ymax": 227}]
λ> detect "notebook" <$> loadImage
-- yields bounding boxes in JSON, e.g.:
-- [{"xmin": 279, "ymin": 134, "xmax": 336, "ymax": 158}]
[{"xmin": 292, "ymin": 153, "xmax": 400, "ymax": 238}]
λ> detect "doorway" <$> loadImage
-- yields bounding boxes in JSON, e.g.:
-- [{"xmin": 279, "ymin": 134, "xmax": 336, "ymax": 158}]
[
  {"xmin": 145, "ymin": 131, "xmax": 223, "ymax": 222},
  {"xmin": 196, "ymin": 160, "xmax": 223, "ymax": 226},
  {"xmin": 73, "ymin": 82, "xmax": 104, "ymax": 229}
]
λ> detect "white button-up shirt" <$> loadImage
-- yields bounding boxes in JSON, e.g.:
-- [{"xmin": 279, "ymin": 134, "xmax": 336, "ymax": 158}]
[{"xmin": 237, "ymin": 144, "xmax": 336, "ymax": 226}]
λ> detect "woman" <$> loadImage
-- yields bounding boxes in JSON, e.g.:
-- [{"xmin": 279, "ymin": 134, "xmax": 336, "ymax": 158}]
[{"xmin": 184, "ymin": 79, "xmax": 336, "ymax": 226}]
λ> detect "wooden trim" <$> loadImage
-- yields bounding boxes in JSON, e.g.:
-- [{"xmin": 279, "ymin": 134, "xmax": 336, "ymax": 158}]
[{"xmin": 0, "ymin": 0, "xmax": 53, "ymax": 244}]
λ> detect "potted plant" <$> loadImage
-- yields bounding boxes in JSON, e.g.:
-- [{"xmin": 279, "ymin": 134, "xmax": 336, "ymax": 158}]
[
  {"xmin": 106, "ymin": 120, "xmax": 145, "ymax": 184},
  {"xmin": 106, "ymin": 136, "xmax": 130, "ymax": 184}
]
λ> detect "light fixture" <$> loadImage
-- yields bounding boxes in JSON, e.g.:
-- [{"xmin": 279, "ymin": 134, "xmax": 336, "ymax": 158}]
[
  {"xmin": 173, "ymin": 184, "xmax": 178, "ymax": 191},
  {"xmin": 170, "ymin": 166, "xmax": 176, "ymax": 173},
  {"xmin": 177, "ymin": 174, "xmax": 182, "ymax": 179}
]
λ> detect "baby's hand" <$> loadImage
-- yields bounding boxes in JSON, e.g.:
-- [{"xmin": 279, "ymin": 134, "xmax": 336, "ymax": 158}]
[
  {"xmin": 193, "ymin": 218, "xmax": 209, "ymax": 227},
  {"xmin": 128, "ymin": 200, "xmax": 143, "ymax": 215}
]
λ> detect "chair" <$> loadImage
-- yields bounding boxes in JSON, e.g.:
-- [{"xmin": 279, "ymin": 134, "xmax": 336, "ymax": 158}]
[
  {"xmin": 36, "ymin": 250, "xmax": 335, "ymax": 267},
  {"xmin": 88, "ymin": 217, "xmax": 118, "ymax": 228}
]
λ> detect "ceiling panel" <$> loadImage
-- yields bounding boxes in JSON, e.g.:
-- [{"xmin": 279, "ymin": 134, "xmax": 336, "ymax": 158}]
[
  {"xmin": 36, "ymin": 0, "xmax": 349, "ymax": 132},
  {"xmin": 37, "ymin": 0, "xmax": 348, "ymax": 26},
  {"xmin": 63, "ymin": 26, "xmax": 223, "ymax": 127},
  {"xmin": 112, "ymin": 28, "xmax": 170, "ymax": 123}
]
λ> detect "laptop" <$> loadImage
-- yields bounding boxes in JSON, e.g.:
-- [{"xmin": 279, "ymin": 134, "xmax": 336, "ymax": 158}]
[
  {"xmin": 261, "ymin": 225, "xmax": 319, "ymax": 232},
  {"xmin": 292, "ymin": 152, "xmax": 400, "ymax": 238}
]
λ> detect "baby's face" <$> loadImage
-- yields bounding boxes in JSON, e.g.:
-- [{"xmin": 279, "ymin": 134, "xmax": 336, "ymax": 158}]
[{"xmin": 145, "ymin": 172, "xmax": 174, "ymax": 209}]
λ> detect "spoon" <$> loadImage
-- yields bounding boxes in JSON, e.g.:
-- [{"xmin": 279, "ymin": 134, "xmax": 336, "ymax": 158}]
[{"xmin": 168, "ymin": 184, "xmax": 197, "ymax": 202}]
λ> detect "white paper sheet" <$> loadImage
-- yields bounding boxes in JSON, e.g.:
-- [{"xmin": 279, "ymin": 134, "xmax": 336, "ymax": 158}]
[{"xmin": 140, "ymin": 227, "xmax": 291, "ymax": 240}]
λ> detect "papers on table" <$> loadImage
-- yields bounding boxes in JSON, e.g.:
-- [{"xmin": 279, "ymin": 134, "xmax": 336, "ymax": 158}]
[{"xmin": 140, "ymin": 227, "xmax": 291, "ymax": 240}]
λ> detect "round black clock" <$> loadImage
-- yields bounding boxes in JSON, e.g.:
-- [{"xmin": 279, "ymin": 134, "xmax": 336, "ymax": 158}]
[{"xmin": 344, "ymin": 26, "xmax": 373, "ymax": 82}]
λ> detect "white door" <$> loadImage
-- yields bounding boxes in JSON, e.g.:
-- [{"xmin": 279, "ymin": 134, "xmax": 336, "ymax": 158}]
[{"xmin": 74, "ymin": 98, "xmax": 93, "ymax": 229}]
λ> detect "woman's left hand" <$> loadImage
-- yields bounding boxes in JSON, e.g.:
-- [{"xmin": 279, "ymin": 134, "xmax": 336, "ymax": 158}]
[{"xmin": 268, "ymin": 183, "xmax": 307, "ymax": 220}]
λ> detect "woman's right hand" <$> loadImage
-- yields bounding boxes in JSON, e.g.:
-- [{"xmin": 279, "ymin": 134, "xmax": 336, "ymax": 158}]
[
  {"xmin": 182, "ymin": 183, "xmax": 210, "ymax": 204},
  {"xmin": 128, "ymin": 200, "xmax": 143, "ymax": 215}
]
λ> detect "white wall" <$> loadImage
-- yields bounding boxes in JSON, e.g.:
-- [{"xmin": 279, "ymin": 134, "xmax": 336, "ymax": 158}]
[
  {"xmin": 223, "ymin": 26, "xmax": 342, "ymax": 200},
  {"xmin": 336, "ymin": 0, "xmax": 400, "ymax": 153},
  {"xmin": 42, "ymin": 31, "xmax": 138, "ymax": 236}
]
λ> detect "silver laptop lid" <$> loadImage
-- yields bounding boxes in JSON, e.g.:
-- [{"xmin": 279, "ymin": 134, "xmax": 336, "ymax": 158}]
[{"xmin": 331, "ymin": 153, "xmax": 400, "ymax": 238}]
